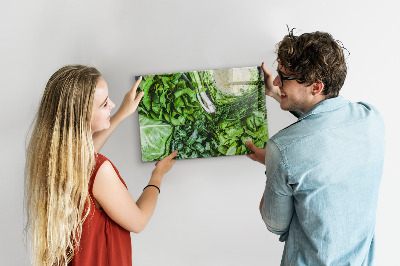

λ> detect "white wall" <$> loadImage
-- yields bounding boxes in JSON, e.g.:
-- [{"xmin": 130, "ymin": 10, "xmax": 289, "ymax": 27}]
[{"xmin": 1, "ymin": 0, "xmax": 399, "ymax": 265}]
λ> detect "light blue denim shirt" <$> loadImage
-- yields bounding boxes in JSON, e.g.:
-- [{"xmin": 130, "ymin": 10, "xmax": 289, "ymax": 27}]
[{"xmin": 261, "ymin": 96, "xmax": 385, "ymax": 266}]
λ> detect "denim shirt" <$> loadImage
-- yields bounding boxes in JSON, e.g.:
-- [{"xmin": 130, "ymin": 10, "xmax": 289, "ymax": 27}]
[{"xmin": 260, "ymin": 96, "xmax": 385, "ymax": 266}]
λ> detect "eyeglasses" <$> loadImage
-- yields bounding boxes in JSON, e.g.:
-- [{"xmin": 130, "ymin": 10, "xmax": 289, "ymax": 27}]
[{"xmin": 277, "ymin": 70, "xmax": 297, "ymax": 86}]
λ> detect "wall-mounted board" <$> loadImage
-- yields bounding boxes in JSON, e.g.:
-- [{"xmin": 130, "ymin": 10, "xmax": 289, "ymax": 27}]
[{"xmin": 136, "ymin": 66, "xmax": 269, "ymax": 161}]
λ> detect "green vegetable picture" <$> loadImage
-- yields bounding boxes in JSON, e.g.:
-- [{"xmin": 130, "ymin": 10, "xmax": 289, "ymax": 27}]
[{"xmin": 136, "ymin": 66, "xmax": 269, "ymax": 161}]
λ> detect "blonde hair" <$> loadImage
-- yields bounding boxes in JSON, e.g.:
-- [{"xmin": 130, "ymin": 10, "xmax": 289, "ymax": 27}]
[{"xmin": 25, "ymin": 65, "xmax": 101, "ymax": 265}]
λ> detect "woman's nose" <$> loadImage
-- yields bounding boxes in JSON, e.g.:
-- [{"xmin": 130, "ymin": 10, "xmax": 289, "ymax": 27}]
[{"xmin": 109, "ymin": 100, "xmax": 115, "ymax": 109}]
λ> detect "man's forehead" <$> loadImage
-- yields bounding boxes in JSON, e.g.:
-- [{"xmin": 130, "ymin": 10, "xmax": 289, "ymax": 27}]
[
  {"xmin": 277, "ymin": 63, "xmax": 295, "ymax": 76},
  {"xmin": 276, "ymin": 64, "xmax": 287, "ymax": 74}
]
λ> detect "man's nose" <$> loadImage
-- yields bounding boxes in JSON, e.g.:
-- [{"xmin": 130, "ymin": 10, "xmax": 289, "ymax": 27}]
[{"xmin": 273, "ymin": 75, "xmax": 281, "ymax": 87}]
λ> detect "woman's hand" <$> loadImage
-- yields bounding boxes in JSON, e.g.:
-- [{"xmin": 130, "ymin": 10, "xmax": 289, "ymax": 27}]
[
  {"xmin": 115, "ymin": 76, "xmax": 144, "ymax": 120},
  {"xmin": 245, "ymin": 141, "xmax": 266, "ymax": 165},
  {"xmin": 92, "ymin": 77, "xmax": 144, "ymax": 152},
  {"xmin": 152, "ymin": 151, "xmax": 178, "ymax": 178},
  {"xmin": 262, "ymin": 62, "xmax": 282, "ymax": 103}
]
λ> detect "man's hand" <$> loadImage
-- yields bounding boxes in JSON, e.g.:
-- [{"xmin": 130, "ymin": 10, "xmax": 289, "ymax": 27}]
[
  {"xmin": 262, "ymin": 62, "xmax": 281, "ymax": 103},
  {"xmin": 245, "ymin": 141, "xmax": 266, "ymax": 165}
]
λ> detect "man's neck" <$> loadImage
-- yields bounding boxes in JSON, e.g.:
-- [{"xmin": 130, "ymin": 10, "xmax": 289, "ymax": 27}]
[{"xmin": 301, "ymin": 95, "xmax": 327, "ymax": 113}]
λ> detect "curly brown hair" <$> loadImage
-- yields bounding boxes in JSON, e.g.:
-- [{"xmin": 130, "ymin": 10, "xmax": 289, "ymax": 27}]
[{"xmin": 277, "ymin": 30, "xmax": 348, "ymax": 98}]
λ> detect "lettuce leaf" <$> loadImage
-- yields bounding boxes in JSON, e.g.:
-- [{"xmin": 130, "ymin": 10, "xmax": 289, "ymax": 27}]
[{"xmin": 139, "ymin": 114, "xmax": 173, "ymax": 162}]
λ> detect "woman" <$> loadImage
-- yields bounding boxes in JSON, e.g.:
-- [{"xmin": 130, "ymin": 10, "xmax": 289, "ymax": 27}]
[{"xmin": 25, "ymin": 65, "xmax": 177, "ymax": 265}]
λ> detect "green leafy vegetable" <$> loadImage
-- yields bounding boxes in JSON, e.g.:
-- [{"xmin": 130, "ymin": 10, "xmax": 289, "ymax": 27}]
[
  {"xmin": 137, "ymin": 66, "xmax": 269, "ymax": 161},
  {"xmin": 139, "ymin": 115, "xmax": 173, "ymax": 162}
]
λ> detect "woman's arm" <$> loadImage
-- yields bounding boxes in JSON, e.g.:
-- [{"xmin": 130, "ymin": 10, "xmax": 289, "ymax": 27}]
[
  {"xmin": 93, "ymin": 151, "xmax": 178, "ymax": 233},
  {"xmin": 92, "ymin": 77, "xmax": 144, "ymax": 152}
]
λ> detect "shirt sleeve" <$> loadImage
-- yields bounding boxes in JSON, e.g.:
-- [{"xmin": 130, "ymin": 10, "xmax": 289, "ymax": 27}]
[{"xmin": 260, "ymin": 139, "xmax": 294, "ymax": 241}]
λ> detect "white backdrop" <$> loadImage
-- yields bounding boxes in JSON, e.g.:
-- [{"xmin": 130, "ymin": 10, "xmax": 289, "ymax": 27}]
[{"xmin": 1, "ymin": 0, "xmax": 399, "ymax": 265}]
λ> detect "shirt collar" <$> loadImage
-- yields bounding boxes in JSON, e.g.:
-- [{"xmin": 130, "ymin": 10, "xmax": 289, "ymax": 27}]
[{"xmin": 298, "ymin": 95, "xmax": 350, "ymax": 121}]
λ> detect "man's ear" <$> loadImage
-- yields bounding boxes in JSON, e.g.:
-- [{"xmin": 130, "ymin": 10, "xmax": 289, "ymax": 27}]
[{"xmin": 312, "ymin": 82, "xmax": 324, "ymax": 96}]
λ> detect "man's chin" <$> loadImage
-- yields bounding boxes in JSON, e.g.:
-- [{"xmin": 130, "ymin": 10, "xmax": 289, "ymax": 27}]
[{"xmin": 279, "ymin": 103, "xmax": 290, "ymax": 111}]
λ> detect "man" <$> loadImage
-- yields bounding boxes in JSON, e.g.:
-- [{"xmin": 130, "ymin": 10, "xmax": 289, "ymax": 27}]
[{"xmin": 245, "ymin": 31, "xmax": 385, "ymax": 265}]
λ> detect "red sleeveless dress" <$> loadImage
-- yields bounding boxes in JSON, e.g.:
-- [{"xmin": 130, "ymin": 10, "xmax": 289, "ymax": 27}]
[{"xmin": 69, "ymin": 153, "xmax": 132, "ymax": 266}]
